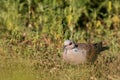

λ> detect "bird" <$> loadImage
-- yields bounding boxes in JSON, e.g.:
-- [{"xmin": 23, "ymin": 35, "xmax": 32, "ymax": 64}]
[{"xmin": 63, "ymin": 40, "xmax": 102, "ymax": 64}]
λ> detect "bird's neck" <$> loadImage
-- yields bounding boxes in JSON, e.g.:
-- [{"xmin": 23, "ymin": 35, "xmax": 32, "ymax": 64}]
[
  {"xmin": 72, "ymin": 44, "xmax": 78, "ymax": 49},
  {"xmin": 64, "ymin": 44, "xmax": 78, "ymax": 52}
]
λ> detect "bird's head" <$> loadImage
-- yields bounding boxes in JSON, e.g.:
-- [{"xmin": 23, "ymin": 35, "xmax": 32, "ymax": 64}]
[{"xmin": 63, "ymin": 40, "xmax": 76, "ymax": 50}]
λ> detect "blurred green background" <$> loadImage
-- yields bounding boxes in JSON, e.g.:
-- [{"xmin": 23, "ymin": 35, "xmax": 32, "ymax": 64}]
[{"xmin": 0, "ymin": 0, "xmax": 120, "ymax": 80}]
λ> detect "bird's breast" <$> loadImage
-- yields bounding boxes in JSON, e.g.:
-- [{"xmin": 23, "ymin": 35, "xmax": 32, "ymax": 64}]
[{"xmin": 63, "ymin": 48, "xmax": 87, "ymax": 64}]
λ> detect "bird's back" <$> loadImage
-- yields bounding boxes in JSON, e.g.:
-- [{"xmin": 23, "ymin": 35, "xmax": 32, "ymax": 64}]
[{"xmin": 77, "ymin": 42, "xmax": 102, "ymax": 62}]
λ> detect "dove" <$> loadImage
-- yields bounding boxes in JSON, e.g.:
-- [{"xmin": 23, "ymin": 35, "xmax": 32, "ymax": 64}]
[{"xmin": 63, "ymin": 40, "xmax": 102, "ymax": 64}]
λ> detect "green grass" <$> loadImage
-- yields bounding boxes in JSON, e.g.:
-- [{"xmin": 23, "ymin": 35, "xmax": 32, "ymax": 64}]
[
  {"xmin": 0, "ymin": 0, "xmax": 120, "ymax": 80},
  {"xmin": 0, "ymin": 59, "xmax": 35, "ymax": 80}
]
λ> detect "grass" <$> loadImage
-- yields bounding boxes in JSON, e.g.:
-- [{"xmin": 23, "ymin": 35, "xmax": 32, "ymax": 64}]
[
  {"xmin": 0, "ymin": 0, "xmax": 120, "ymax": 80},
  {"xmin": 0, "ymin": 58, "xmax": 35, "ymax": 80}
]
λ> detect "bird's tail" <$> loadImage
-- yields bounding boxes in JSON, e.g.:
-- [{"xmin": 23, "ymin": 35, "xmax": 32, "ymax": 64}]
[{"xmin": 94, "ymin": 42, "xmax": 102, "ymax": 53}]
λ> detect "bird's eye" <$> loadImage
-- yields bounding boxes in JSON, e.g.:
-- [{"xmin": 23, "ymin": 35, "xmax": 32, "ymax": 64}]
[{"xmin": 69, "ymin": 42, "xmax": 72, "ymax": 45}]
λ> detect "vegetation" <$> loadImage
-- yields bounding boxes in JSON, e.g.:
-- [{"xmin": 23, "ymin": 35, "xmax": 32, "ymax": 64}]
[{"xmin": 0, "ymin": 0, "xmax": 120, "ymax": 80}]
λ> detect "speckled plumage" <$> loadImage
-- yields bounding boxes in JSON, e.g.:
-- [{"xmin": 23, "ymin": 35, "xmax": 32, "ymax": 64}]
[{"xmin": 63, "ymin": 40, "xmax": 102, "ymax": 64}]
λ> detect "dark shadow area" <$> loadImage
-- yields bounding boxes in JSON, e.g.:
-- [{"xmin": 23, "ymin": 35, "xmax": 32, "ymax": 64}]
[
  {"xmin": 101, "ymin": 46, "xmax": 109, "ymax": 52},
  {"xmin": 93, "ymin": 42, "xmax": 109, "ymax": 54}
]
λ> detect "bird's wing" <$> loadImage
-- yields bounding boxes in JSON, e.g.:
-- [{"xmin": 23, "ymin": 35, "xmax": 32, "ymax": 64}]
[{"xmin": 77, "ymin": 43, "xmax": 97, "ymax": 61}]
